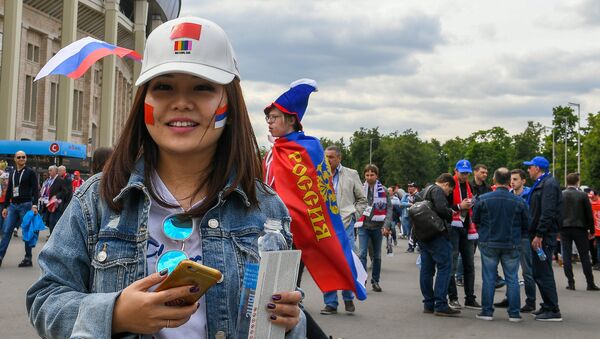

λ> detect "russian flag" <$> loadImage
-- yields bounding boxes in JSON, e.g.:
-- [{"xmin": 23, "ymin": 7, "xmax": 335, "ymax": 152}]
[
  {"xmin": 214, "ymin": 105, "xmax": 228, "ymax": 129},
  {"xmin": 263, "ymin": 131, "xmax": 368, "ymax": 300},
  {"xmin": 35, "ymin": 37, "xmax": 141, "ymax": 82}
]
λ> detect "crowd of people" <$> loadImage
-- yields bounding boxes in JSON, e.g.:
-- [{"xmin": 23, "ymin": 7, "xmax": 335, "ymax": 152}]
[
  {"xmin": 0, "ymin": 147, "xmax": 113, "ymax": 267},
  {"xmin": 0, "ymin": 15, "xmax": 598, "ymax": 339}
]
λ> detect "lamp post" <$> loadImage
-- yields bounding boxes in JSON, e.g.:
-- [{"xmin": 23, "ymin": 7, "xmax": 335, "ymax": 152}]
[
  {"xmin": 568, "ymin": 102, "xmax": 580, "ymax": 175},
  {"xmin": 564, "ymin": 116, "xmax": 568, "ymax": 186},
  {"xmin": 543, "ymin": 126, "xmax": 556, "ymax": 176},
  {"xmin": 351, "ymin": 137, "xmax": 375, "ymax": 165}
]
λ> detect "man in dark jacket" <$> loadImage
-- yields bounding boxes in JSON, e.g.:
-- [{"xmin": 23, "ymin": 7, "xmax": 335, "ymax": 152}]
[
  {"xmin": 523, "ymin": 156, "xmax": 562, "ymax": 321},
  {"xmin": 472, "ymin": 168, "xmax": 530, "ymax": 322},
  {"xmin": 561, "ymin": 173, "xmax": 599, "ymax": 291},
  {"xmin": 417, "ymin": 173, "xmax": 460, "ymax": 317}
]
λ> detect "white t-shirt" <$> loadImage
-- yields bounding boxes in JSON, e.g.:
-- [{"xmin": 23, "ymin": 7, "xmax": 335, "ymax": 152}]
[{"xmin": 144, "ymin": 171, "xmax": 207, "ymax": 339}]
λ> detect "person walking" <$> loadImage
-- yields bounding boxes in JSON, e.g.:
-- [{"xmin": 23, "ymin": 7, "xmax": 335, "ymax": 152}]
[
  {"xmin": 320, "ymin": 145, "xmax": 367, "ymax": 315},
  {"xmin": 0, "ymin": 151, "xmax": 39, "ymax": 268},
  {"xmin": 356, "ymin": 164, "xmax": 392, "ymax": 292},
  {"xmin": 472, "ymin": 168, "xmax": 530, "ymax": 322},
  {"xmin": 523, "ymin": 156, "xmax": 563, "ymax": 321},
  {"xmin": 560, "ymin": 173, "xmax": 599, "ymax": 291}
]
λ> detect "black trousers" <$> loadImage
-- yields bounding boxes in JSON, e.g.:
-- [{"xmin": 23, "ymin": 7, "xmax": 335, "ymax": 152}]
[{"xmin": 561, "ymin": 228, "xmax": 595, "ymax": 286}]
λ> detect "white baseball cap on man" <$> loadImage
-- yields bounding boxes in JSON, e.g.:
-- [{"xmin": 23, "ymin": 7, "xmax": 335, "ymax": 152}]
[{"xmin": 135, "ymin": 17, "xmax": 240, "ymax": 86}]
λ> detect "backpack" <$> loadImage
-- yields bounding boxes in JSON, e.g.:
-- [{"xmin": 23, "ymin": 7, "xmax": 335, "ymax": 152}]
[{"xmin": 408, "ymin": 185, "xmax": 447, "ymax": 242}]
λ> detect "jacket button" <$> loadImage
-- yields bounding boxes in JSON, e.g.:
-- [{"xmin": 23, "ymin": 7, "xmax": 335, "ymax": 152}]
[
  {"xmin": 208, "ymin": 219, "xmax": 219, "ymax": 229},
  {"xmin": 97, "ymin": 250, "xmax": 107, "ymax": 262},
  {"xmin": 215, "ymin": 330, "xmax": 226, "ymax": 339}
]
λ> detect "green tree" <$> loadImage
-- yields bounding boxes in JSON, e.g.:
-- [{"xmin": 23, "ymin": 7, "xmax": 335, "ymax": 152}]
[
  {"xmin": 511, "ymin": 121, "xmax": 544, "ymax": 170},
  {"xmin": 348, "ymin": 127, "xmax": 382, "ymax": 173},
  {"xmin": 582, "ymin": 112, "xmax": 600, "ymax": 189},
  {"xmin": 464, "ymin": 127, "xmax": 512, "ymax": 172},
  {"xmin": 542, "ymin": 106, "xmax": 578, "ymax": 185}
]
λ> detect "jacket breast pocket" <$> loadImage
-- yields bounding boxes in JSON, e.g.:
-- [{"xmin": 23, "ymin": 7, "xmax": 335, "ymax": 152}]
[
  {"xmin": 231, "ymin": 227, "xmax": 261, "ymax": 277},
  {"xmin": 91, "ymin": 237, "xmax": 139, "ymax": 293}
]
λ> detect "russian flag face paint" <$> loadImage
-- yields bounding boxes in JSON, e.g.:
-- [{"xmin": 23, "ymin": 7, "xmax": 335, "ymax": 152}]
[
  {"xmin": 144, "ymin": 102, "xmax": 155, "ymax": 125},
  {"xmin": 214, "ymin": 105, "xmax": 228, "ymax": 129}
]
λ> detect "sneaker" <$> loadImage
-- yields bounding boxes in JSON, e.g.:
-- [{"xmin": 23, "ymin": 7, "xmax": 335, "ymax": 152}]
[
  {"xmin": 406, "ymin": 247, "xmax": 415, "ymax": 253},
  {"xmin": 372, "ymin": 282, "xmax": 382, "ymax": 292},
  {"xmin": 423, "ymin": 307, "xmax": 434, "ymax": 314},
  {"xmin": 535, "ymin": 311, "xmax": 562, "ymax": 322},
  {"xmin": 320, "ymin": 305, "xmax": 338, "ymax": 315},
  {"xmin": 508, "ymin": 315, "xmax": 523, "ymax": 323},
  {"xmin": 495, "ymin": 278, "xmax": 506, "ymax": 289},
  {"xmin": 587, "ymin": 284, "xmax": 600, "ymax": 291},
  {"xmin": 344, "ymin": 300, "xmax": 355, "ymax": 313},
  {"xmin": 593, "ymin": 264, "xmax": 600, "ymax": 271},
  {"xmin": 13, "ymin": 229, "xmax": 18, "ymax": 238},
  {"xmin": 494, "ymin": 298, "xmax": 509, "ymax": 308},
  {"xmin": 456, "ymin": 277, "xmax": 464, "ymax": 287},
  {"xmin": 476, "ymin": 312, "xmax": 493, "ymax": 321},
  {"xmin": 448, "ymin": 300, "xmax": 462, "ymax": 310},
  {"xmin": 18, "ymin": 258, "xmax": 33, "ymax": 267},
  {"xmin": 434, "ymin": 308, "xmax": 461, "ymax": 317},
  {"xmin": 464, "ymin": 300, "xmax": 482, "ymax": 310},
  {"xmin": 566, "ymin": 282, "xmax": 575, "ymax": 290},
  {"xmin": 531, "ymin": 307, "xmax": 545, "ymax": 316},
  {"xmin": 520, "ymin": 304, "xmax": 536, "ymax": 313}
]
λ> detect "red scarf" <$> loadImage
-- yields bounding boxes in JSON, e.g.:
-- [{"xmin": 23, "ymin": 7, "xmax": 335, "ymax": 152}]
[{"xmin": 452, "ymin": 175, "xmax": 478, "ymax": 239}]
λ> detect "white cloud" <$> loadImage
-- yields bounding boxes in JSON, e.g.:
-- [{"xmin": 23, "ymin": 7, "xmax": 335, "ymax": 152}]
[{"xmin": 181, "ymin": 0, "xmax": 600, "ymax": 147}]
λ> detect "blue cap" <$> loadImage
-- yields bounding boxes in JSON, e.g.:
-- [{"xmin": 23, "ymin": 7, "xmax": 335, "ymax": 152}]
[
  {"xmin": 523, "ymin": 156, "xmax": 549, "ymax": 169},
  {"xmin": 264, "ymin": 79, "xmax": 318, "ymax": 126},
  {"xmin": 455, "ymin": 159, "xmax": 472, "ymax": 173}
]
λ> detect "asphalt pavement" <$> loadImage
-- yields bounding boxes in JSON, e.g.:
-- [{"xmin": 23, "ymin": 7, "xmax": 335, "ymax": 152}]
[{"xmin": 1, "ymin": 230, "xmax": 599, "ymax": 338}]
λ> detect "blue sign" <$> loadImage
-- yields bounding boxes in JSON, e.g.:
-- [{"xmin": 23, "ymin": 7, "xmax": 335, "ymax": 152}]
[{"xmin": 0, "ymin": 140, "xmax": 87, "ymax": 159}]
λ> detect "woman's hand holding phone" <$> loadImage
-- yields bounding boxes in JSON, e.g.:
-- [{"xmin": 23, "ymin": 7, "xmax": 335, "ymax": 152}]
[{"xmin": 111, "ymin": 270, "xmax": 200, "ymax": 334}]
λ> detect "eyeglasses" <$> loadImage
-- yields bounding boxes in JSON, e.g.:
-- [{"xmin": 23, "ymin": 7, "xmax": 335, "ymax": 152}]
[
  {"xmin": 16, "ymin": 156, "xmax": 26, "ymax": 159},
  {"xmin": 265, "ymin": 114, "xmax": 283, "ymax": 123},
  {"xmin": 156, "ymin": 214, "xmax": 195, "ymax": 275}
]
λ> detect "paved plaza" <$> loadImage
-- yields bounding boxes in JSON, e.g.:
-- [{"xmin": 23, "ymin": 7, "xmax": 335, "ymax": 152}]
[{"xmin": 1, "ymin": 231, "xmax": 598, "ymax": 338}]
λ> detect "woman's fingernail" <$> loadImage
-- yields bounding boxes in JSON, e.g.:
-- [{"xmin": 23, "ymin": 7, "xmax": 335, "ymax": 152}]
[
  {"xmin": 272, "ymin": 294, "xmax": 282, "ymax": 301},
  {"xmin": 270, "ymin": 314, "xmax": 277, "ymax": 320},
  {"xmin": 190, "ymin": 286, "xmax": 200, "ymax": 293},
  {"xmin": 267, "ymin": 303, "xmax": 276, "ymax": 309},
  {"xmin": 159, "ymin": 268, "xmax": 169, "ymax": 276}
]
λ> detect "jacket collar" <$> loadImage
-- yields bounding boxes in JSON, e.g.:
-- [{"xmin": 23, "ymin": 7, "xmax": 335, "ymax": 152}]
[{"xmin": 113, "ymin": 158, "xmax": 251, "ymax": 206}]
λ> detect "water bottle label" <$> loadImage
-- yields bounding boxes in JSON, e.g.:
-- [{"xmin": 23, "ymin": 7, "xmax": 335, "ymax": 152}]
[{"xmin": 236, "ymin": 263, "xmax": 259, "ymax": 339}]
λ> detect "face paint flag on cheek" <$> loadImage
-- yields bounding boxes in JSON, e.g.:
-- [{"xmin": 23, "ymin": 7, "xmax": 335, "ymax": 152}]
[
  {"xmin": 144, "ymin": 102, "xmax": 155, "ymax": 125},
  {"xmin": 214, "ymin": 105, "xmax": 228, "ymax": 129}
]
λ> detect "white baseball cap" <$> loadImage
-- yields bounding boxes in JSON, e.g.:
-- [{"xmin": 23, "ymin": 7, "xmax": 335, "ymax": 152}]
[{"xmin": 135, "ymin": 17, "xmax": 240, "ymax": 86}]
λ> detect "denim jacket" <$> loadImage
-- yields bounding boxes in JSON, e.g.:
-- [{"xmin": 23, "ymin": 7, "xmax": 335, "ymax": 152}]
[
  {"xmin": 26, "ymin": 161, "xmax": 306, "ymax": 339},
  {"xmin": 472, "ymin": 187, "xmax": 530, "ymax": 248}
]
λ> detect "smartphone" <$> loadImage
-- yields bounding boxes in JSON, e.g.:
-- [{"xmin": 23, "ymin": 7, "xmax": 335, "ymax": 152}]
[{"xmin": 155, "ymin": 260, "xmax": 223, "ymax": 305}]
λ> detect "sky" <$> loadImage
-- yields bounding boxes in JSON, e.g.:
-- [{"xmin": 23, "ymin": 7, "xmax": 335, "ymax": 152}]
[{"xmin": 180, "ymin": 0, "xmax": 600, "ymax": 147}]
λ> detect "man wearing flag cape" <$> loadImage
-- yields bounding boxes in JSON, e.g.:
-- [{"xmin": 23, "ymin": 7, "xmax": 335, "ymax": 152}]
[{"xmin": 263, "ymin": 79, "xmax": 368, "ymax": 305}]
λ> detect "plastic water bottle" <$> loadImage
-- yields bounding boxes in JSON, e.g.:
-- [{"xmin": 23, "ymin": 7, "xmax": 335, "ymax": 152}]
[
  {"xmin": 258, "ymin": 218, "xmax": 289, "ymax": 255},
  {"xmin": 536, "ymin": 247, "xmax": 547, "ymax": 261}
]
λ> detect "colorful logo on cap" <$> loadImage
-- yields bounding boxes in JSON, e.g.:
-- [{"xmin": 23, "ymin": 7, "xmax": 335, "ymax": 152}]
[{"xmin": 170, "ymin": 22, "xmax": 202, "ymax": 55}]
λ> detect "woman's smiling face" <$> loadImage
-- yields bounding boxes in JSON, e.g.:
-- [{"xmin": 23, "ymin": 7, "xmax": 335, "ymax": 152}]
[{"xmin": 144, "ymin": 73, "xmax": 228, "ymax": 157}]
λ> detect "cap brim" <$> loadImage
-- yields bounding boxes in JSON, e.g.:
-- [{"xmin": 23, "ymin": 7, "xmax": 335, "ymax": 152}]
[
  {"xmin": 135, "ymin": 61, "xmax": 236, "ymax": 86},
  {"xmin": 456, "ymin": 168, "xmax": 472, "ymax": 173},
  {"xmin": 523, "ymin": 161, "xmax": 534, "ymax": 166}
]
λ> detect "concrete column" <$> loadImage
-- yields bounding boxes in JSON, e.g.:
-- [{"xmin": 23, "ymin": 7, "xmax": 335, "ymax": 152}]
[
  {"xmin": 56, "ymin": 0, "xmax": 79, "ymax": 142},
  {"xmin": 133, "ymin": 0, "xmax": 149, "ymax": 89},
  {"xmin": 99, "ymin": 0, "xmax": 120, "ymax": 147},
  {"xmin": 0, "ymin": 0, "xmax": 23, "ymax": 140}
]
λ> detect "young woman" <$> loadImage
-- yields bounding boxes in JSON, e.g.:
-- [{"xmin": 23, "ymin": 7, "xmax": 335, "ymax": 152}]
[{"xmin": 26, "ymin": 17, "xmax": 304, "ymax": 338}]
